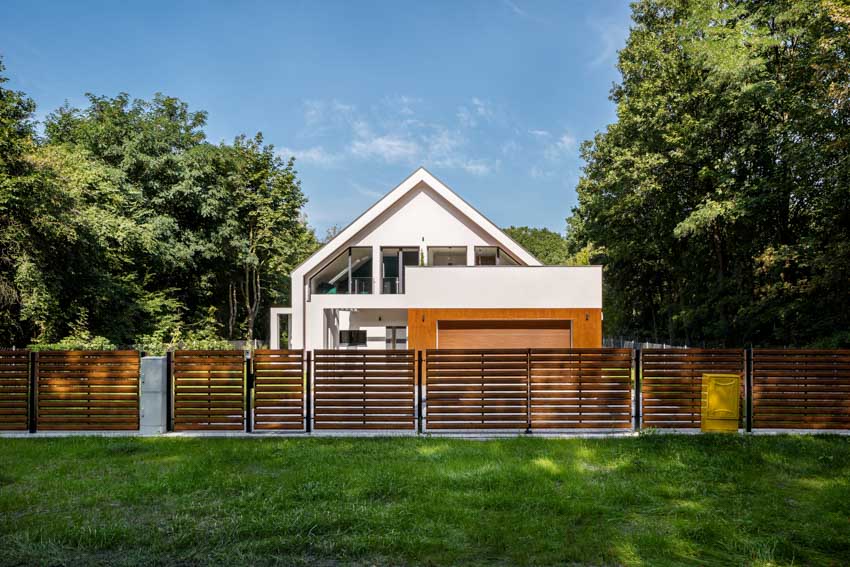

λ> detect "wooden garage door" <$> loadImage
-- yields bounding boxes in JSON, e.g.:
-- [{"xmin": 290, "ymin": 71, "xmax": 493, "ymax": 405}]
[{"xmin": 438, "ymin": 320, "xmax": 571, "ymax": 349}]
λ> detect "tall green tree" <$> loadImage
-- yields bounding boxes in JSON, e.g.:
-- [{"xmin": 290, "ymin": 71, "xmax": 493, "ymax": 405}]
[
  {"xmin": 503, "ymin": 226, "xmax": 570, "ymax": 265},
  {"xmin": 0, "ymin": 64, "xmax": 318, "ymax": 347},
  {"xmin": 568, "ymin": 0, "xmax": 850, "ymax": 346}
]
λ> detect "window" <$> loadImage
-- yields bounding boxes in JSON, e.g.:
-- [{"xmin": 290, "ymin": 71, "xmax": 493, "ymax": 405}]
[
  {"xmin": 311, "ymin": 247, "xmax": 373, "ymax": 294},
  {"xmin": 474, "ymin": 246, "xmax": 519, "ymax": 266},
  {"xmin": 428, "ymin": 246, "xmax": 467, "ymax": 266},
  {"xmin": 385, "ymin": 326, "xmax": 407, "ymax": 349},
  {"xmin": 381, "ymin": 247, "xmax": 419, "ymax": 293},
  {"xmin": 339, "ymin": 330, "xmax": 367, "ymax": 346}
]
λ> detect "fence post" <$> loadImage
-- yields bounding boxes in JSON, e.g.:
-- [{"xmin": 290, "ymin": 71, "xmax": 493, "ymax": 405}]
[
  {"xmin": 526, "ymin": 348, "xmax": 532, "ymax": 434},
  {"xmin": 634, "ymin": 348, "xmax": 641, "ymax": 432},
  {"xmin": 28, "ymin": 351, "xmax": 37, "ymax": 433},
  {"xmin": 165, "ymin": 351, "xmax": 173, "ymax": 432},
  {"xmin": 745, "ymin": 347, "xmax": 753, "ymax": 433},
  {"xmin": 305, "ymin": 351, "xmax": 312, "ymax": 433},
  {"xmin": 417, "ymin": 350, "xmax": 424, "ymax": 434},
  {"xmin": 245, "ymin": 350, "xmax": 254, "ymax": 433}
]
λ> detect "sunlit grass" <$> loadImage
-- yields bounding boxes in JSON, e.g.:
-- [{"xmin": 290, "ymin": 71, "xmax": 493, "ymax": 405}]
[{"xmin": 1, "ymin": 435, "xmax": 849, "ymax": 565}]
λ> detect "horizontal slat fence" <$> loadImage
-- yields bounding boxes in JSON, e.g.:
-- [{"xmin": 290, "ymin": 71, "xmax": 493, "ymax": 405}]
[
  {"xmin": 425, "ymin": 349, "xmax": 529, "ymax": 430},
  {"xmin": 642, "ymin": 349, "xmax": 744, "ymax": 428},
  {"xmin": 0, "ymin": 350, "xmax": 29, "ymax": 430},
  {"xmin": 173, "ymin": 350, "xmax": 244, "ymax": 431},
  {"xmin": 313, "ymin": 350, "xmax": 415, "ymax": 430},
  {"xmin": 36, "ymin": 351, "xmax": 139, "ymax": 431},
  {"xmin": 530, "ymin": 349, "xmax": 632, "ymax": 429},
  {"xmin": 752, "ymin": 350, "xmax": 850, "ymax": 429},
  {"xmin": 253, "ymin": 350, "xmax": 304, "ymax": 431}
]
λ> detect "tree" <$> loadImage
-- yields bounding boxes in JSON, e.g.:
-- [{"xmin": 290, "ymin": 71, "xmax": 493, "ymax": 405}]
[
  {"xmin": 503, "ymin": 226, "xmax": 569, "ymax": 265},
  {"xmin": 0, "ymin": 66, "xmax": 318, "ymax": 347},
  {"xmin": 568, "ymin": 0, "xmax": 850, "ymax": 347}
]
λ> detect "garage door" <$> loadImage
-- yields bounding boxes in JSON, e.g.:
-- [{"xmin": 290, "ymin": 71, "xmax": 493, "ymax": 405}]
[{"xmin": 437, "ymin": 320, "xmax": 571, "ymax": 349}]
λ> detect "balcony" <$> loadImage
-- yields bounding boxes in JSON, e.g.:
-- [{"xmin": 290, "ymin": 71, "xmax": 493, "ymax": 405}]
[{"xmin": 312, "ymin": 247, "xmax": 373, "ymax": 295}]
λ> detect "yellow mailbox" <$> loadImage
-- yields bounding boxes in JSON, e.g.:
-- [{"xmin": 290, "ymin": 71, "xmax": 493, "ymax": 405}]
[{"xmin": 701, "ymin": 373, "xmax": 740, "ymax": 433}]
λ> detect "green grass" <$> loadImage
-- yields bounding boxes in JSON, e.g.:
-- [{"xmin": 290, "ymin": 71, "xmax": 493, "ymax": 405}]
[{"xmin": 1, "ymin": 435, "xmax": 849, "ymax": 566}]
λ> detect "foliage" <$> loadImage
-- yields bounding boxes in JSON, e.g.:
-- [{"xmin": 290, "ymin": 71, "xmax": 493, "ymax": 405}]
[
  {"xmin": 1, "ymin": 435, "xmax": 849, "ymax": 565},
  {"xmin": 0, "ymin": 59, "xmax": 319, "ymax": 347},
  {"xmin": 503, "ymin": 226, "xmax": 570, "ymax": 265},
  {"xmin": 568, "ymin": 0, "xmax": 850, "ymax": 346}
]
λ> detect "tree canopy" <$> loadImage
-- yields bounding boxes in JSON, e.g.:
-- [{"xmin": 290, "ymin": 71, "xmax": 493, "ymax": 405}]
[
  {"xmin": 503, "ymin": 226, "xmax": 570, "ymax": 265},
  {"xmin": 567, "ymin": 0, "xmax": 850, "ymax": 347},
  {"xmin": 0, "ymin": 60, "xmax": 318, "ymax": 348}
]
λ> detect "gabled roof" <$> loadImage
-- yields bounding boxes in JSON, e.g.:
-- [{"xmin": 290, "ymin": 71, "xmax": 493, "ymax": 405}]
[{"xmin": 295, "ymin": 167, "xmax": 542, "ymax": 275}]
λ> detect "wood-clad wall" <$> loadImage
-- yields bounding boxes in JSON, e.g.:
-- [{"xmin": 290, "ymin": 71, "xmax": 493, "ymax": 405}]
[{"xmin": 407, "ymin": 308, "xmax": 602, "ymax": 351}]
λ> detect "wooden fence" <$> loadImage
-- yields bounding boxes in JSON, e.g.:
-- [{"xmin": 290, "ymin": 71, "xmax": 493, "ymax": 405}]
[
  {"xmin": 426, "ymin": 349, "xmax": 529, "ymax": 430},
  {"xmin": 530, "ymin": 349, "xmax": 632, "ymax": 429},
  {"xmin": 253, "ymin": 350, "xmax": 304, "ymax": 431},
  {"xmin": 313, "ymin": 350, "xmax": 415, "ymax": 430},
  {"xmin": 0, "ymin": 350, "xmax": 29, "ymax": 430},
  {"xmin": 640, "ymin": 349, "xmax": 744, "ymax": 428},
  {"xmin": 752, "ymin": 349, "xmax": 850, "ymax": 430},
  {"xmin": 2, "ymin": 347, "xmax": 850, "ymax": 434},
  {"xmin": 36, "ymin": 350, "xmax": 140, "ymax": 431},
  {"xmin": 172, "ymin": 350, "xmax": 245, "ymax": 431}
]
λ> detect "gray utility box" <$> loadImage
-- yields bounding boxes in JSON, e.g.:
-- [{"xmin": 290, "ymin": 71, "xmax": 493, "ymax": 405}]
[{"xmin": 140, "ymin": 356, "xmax": 168, "ymax": 435}]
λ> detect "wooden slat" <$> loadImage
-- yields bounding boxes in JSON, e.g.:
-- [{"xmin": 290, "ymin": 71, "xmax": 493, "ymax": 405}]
[
  {"xmin": 752, "ymin": 350, "xmax": 850, "ymax": 429},
  {"xmin": 0, "ymin": 350, "xmax": 29, "ymax": 430},
  {"xmin": 641, "ymin": 349, "xmax": 743, "ymax": 429},
  {"xmin": 314, "ymin": 350, "xmax": 415, "ymax": 430},
  {"xmin": 252, "ymin": 349, "xmax": 305, "ymax": 431},
  {"xmin": 173, "ymin": 350, "xmax": 244, "ymax": 431},
  {"xmin": 35, "ymin": 350, "xmax": 139, "ymax": 431}
]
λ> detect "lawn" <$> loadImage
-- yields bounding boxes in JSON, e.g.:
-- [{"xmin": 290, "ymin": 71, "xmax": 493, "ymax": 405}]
[{"xmin": 1, "ymin": 435, "xmax": 849, "ymax": 566}]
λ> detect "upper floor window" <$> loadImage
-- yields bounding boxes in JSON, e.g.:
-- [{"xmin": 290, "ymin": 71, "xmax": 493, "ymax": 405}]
[
  {"xmin": 311, "ymin": 247, "xmax": 373, "ymax": 295},
  {"xmin": 428, "ymin": 246, "xmax": 467, "ymax": 266},
  {"xmin": 381, "ymin": 247, "xmax": 419, "ymax": 294},
  {"xmin": 475, "ymin": 246, "xmax": 519, "ymax": 266}
]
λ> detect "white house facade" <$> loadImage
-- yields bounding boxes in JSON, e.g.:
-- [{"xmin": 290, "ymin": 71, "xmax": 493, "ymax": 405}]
[{"xmin": 270, "ymin": 168, "xmax": 602, "ymax": 352}]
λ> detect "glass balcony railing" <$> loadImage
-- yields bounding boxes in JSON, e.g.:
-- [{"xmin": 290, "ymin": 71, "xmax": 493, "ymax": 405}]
[
  {"xmin": 351, "ymin": 277, "xmax": 372, "ymax": 295},
  {"xmin": 382, "ymin": 277, "xmax": 400, "ymax": 294}
]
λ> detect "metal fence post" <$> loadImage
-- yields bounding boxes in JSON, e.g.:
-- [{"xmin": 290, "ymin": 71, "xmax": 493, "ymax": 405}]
[
  {"xmin": 28, "ymin": 351, "xmax": 37, "ymax": 433},
  {"xmin": 305, "ymin": 351, "xmax": 312, "ymax": 433},
  {"xmin": 745, "ymin": 347, "xmax": 753, "ymax": 433},
  {"xmin": 417, "ymin": 350, "xmax": 424, "ymax": 434},
  {"xmin": 245, "ymin": 350, "xmax": 254, "ymax": 433},
  {"xmin": 165, "ymin": 351, "xmax": 173, "ymax": 432},
  {"xmin": 526, "ymin": 348, "xmax": 532, "ymax": 434},
  {"xmin": 634, "ymin": 348, "xmax": 642, "ymax": 431}
]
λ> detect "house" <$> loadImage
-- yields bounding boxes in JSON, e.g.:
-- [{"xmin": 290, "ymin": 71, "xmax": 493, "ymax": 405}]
[{"xmin": 269, "ymin": 168, "xmax": 602, "ymax": 351}]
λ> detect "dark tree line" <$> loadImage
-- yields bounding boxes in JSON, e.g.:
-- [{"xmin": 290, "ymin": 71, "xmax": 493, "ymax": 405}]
[
  {"xmin": 568, "ymin": 0, "xmax": 850, "ymax": 347},
  {"xmin": 0, "ymin": 60, "xmax": 318, "ymax": 348}
]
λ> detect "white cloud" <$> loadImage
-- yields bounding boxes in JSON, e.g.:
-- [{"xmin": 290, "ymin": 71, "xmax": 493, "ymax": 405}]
[
  {"xmin": 350, "ymin": 134, "xmax": 420, "ymax": 163},
  {"xmin": 589, "ymin": 17, "xmax": 629, "ymax": 68},
  {"xmin": 352, "ymin": 182, "xmax": 384, "ymax": 199},
  {"xmin": 458, "ymin": 98, "xmax": 494, "ymax": 128},
  {"xmin": 279, "ymin": 145, "xmax": 342, "ymax": 166},
  {"xmin": 543, "ymin": 131, "xmax": 577, "ymax": 161},
  {"xmin": 529, "ymin": 129, "xmax": 551, "ymax": 138},
  {"xmin": 433, "ymin": 157, "xmax": 498, "ymax": 176}
]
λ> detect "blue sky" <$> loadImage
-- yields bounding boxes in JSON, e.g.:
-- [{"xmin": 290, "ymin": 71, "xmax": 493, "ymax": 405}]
[{"xmin": 2, "ymin": 0, "xmax": 632, "ymax": 236}]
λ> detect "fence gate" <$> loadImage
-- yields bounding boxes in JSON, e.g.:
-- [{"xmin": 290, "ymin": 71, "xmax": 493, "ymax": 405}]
[
  {"xmin": 36, "ymin": 350, "xmax": 140, "ymax": 431},
  {"xmin": 253, "ymin": 350, "xmax": 305, "ymax": 431},
  {"xmin": 172, "ymin": 350, "xmax": 245, "ymax": 431},
  {"xmin": 641, "ymin": 349, "xmax": 744, "ymax": 428},
  {"xmin": 0, "ymin": 350, "xmax": 29, "ymax": 431},
  {"xmin": 425, "ymin": 349, "xmax": 529, "ymax": 430},
  {"xmin": 313, "ymin": 350, "xmax": 415, "ymax": 430},
  {"xmin": 752, "ymin": 349, "xmax": 850, "ymax": 430},
  {"xmin": 530, "ymin": 349, "xmax": 632, "ymax": 430}
]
